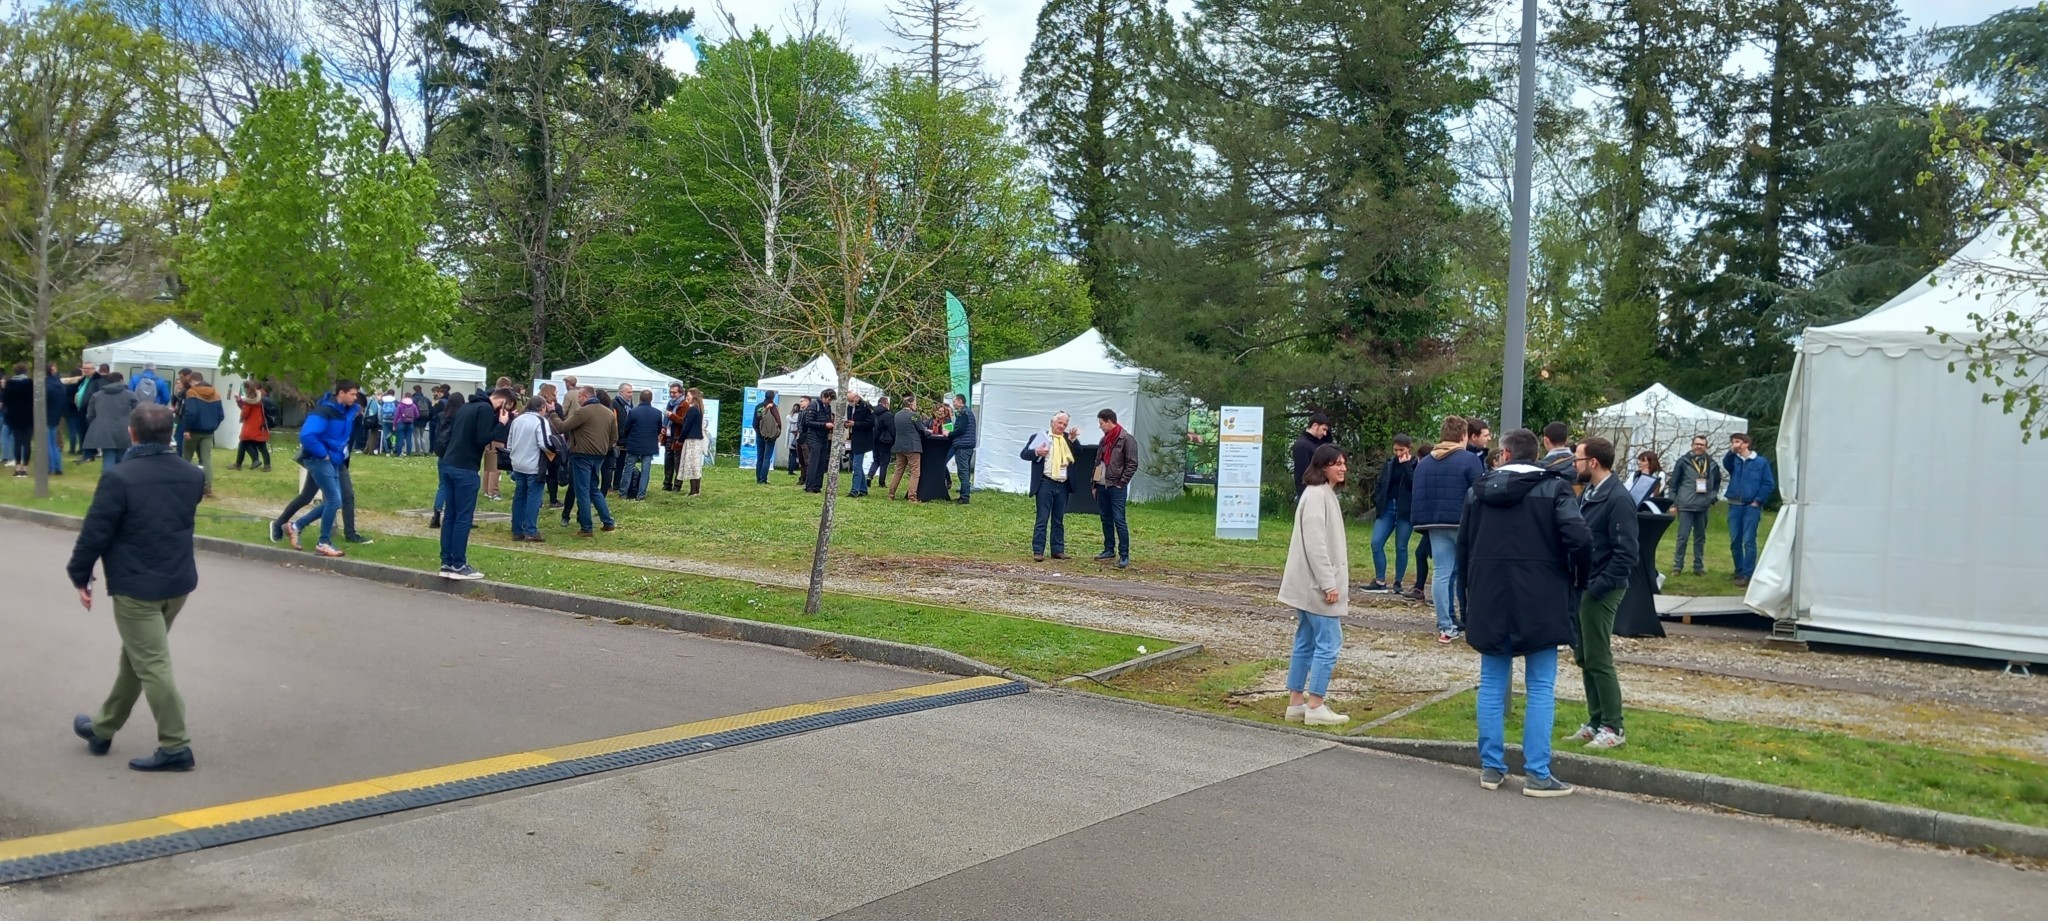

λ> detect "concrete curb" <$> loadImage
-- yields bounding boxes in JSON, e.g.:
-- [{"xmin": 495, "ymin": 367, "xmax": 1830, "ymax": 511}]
[
  {"xmin": 0, "ymin": 504, "xmax": 1044, "ymax": 688},
  {"xmin": 1059, "ymin": 642, "xmax": 1203, "ymax": 686},
  {"xmin": 1346, "ymin": 738, "xmax": 2048, "ymax": 859}
]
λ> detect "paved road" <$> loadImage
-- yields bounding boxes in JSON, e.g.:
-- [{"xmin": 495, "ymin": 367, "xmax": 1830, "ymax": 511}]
[{"xmin": 2, "ymin": 517, "xmax": 2038, "ymax": 919}]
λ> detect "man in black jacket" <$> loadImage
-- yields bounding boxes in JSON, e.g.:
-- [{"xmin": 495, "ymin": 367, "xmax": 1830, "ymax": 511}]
[
  {"xmin": 1291, "ymin": 413, "xmax": 1333, "ymax": 501},
  {"xmin": 1568, "ymin": 436, "xmax": 1638, "ymax": 751},
  {"xmin": 1540, "ymin": 421, "xmax": 1575, "ymax": 480},
  {"xmin": 620, "ymin": 391, "xmax": 663, "ymax": 500},
  {"xmin": 1456, "ymin": 428, "xmax": 1592, "ymax": 798},
  {"xmin": 846, "ymin": 391, "xmax": 875, "ymax": 497},
  {"xmin": 800, "ymin": 389, "xmax": 836, "ymax": 493},
  {"xmin": 869, "ymin": 396, "xmax": 894, "ymax": 484},
  {"xmin": 439, "ymin": 387, "xmax": 512, "ymax": 580},
  {"xmin": 67, "ymin": 404, "xmax": 205, "ymax": 772},
  {"xmin": 949, "ymin": 393, "xmax": 978, "ymax": 504}
]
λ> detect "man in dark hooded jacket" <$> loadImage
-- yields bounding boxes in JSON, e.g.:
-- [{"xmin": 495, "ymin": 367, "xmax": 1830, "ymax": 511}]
[
  {"xmin": 1291, "ymin": 413, "xmax": 1333, "ymax": 501},
  {"xmin": 1456, "ymin": 427, "xmax": 1592, "ymax": 799}
]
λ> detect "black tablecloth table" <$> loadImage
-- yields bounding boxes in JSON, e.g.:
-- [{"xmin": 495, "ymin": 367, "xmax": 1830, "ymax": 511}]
[
  {"xmin": 916, "ymin": 432, "xmax": 956, "ymax": 502},
  {"xmin": 1616, "ymin": 511, "xmax": 1673, "ymax": 637}
]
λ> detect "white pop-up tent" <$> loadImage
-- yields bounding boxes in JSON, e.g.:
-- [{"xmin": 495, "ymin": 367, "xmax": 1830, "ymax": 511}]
[
  {"xmin": 977, "ymin": 328, "xmax": 1184, "ymax": 502},
  {"xmin": 82, "ymin": 320, "xmax": 245, "ymax": 450},
  {"xmin": 1585, "ymin": 383, "xmax": 1746, "ymax": 472},
  {"xmin": 755, "ymin": 355, "xmax": 886, "ymax": 467},
  {"xmin": 549, "ymin": 346, "xmax": 679, "ymax": 397},
  {"xmin": 395, "ymin": 343, "xmax": 487, "ymax": 396},
  {"xmin": 1748, "ymin": 223, "xmax": 2048, "ymax": 660}
]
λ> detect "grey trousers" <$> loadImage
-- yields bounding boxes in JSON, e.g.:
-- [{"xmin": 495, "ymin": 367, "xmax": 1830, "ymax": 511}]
[{"xmin": 1671, "ymin": 508, "xmax": 1708, "ymax": 572}]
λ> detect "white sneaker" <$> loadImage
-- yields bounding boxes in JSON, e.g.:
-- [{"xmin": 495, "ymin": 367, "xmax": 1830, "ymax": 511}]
[
  {"xmin": 1302, "ymin": 704, "xmax": 1350, "ymax": 727},
  {"xmin": 1567, "ymin": 723, "xmax": 1597, "ymax": 743},
  {"xmin": 1284, "ymin": 704, "xmax": 1306, "ymax": 722},
  {"xmin": 1586, "ymin": 727, "xmax": 1626, "ymax": 750}
]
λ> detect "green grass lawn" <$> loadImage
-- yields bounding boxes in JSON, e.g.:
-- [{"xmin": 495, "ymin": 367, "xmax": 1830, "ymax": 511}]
[
  {"xmin": 8, "ymin": 453, "xmax": 1164, "ymax": 682},
  {"xmin": 1369, "ymin": 690, "xmax": 2048, "ymax": 830},
  {"xmin": 1658, "ymin": 506, "xmax": 1779, "ymax": 596},
  {"xmin": 20, "ymin": 436, "xmax": 1766, "ymax": 595}
]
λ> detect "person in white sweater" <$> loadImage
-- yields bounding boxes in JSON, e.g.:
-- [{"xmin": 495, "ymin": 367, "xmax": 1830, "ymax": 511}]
[{"xmin": 1280, "ymin": 443, "xmax": 1352, "ymax": 727}]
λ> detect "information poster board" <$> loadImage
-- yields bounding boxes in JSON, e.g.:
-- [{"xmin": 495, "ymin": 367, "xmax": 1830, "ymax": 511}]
[
  {"xmin": 701, "ymin": 398, "xmax": 720, "ymax": 464},
  {"xmin": 1214, "ymin": 405, "xmax": 1264, "ymax": 540},
  {"xmin": 737, "ymin": 388, "xmax": 764, "ymax": 470}
]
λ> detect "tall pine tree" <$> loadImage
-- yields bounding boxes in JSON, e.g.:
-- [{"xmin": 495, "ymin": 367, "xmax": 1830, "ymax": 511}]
[{"xmin": 1018, "ymin": 0, "xmax": 1174, "ymax": 337}]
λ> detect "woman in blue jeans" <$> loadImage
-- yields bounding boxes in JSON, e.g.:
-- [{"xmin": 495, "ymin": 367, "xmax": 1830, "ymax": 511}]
[
  {"xmin": 1279, "ymin": 445, "xmax": 1352, "ymax": 728},
  {"xmin": 1365, "ymin": 434, "xmax": 1416, "ymax": 592}
]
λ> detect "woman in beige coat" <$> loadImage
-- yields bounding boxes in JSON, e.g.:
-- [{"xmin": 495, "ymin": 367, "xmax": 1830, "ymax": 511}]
[{"xmin": 1280, "ymin": 443, "xmax": 1351, "ymax": 726}]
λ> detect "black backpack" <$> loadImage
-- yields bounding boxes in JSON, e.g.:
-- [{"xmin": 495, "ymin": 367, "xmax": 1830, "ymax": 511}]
[{"xmin": 263, "ymin": 396, "xmax": 280, "ymax": 430}]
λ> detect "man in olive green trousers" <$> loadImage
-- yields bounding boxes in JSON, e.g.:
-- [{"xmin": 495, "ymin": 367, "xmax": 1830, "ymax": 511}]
[{"xmin": 67, "ymin": 404, "xmax": 206, "ymax": 772}]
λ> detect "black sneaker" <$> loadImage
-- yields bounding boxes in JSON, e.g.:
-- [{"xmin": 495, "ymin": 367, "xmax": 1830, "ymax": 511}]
[
  {"xmin": 1094, "ymin": 551, "xmax": 1116, "ymax": 561},
  {"xmin": 1363, "ymin": 580, "xmax": 1392, "ymax": 593},
  {"xmin": 268, "ymin": 519, "xmax": 284, "ymax": 543},
  {"xmin": 442, "ymin": 565, "xmax": 485, "ymax": 581},
  {"xmin": 345, "ymin": 534, "xmax": 374, "ymax": 545}
]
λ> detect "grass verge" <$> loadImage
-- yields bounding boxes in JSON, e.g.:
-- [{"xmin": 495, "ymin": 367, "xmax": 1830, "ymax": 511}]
[
  {"xmin": 1367, "ymin": 690, "xmax": 2048, "ymax": 829},
  {"xmin": 2, "ymin": 492, "xmax": 1165, "ymax": 683},
  {"xmin": 1079, "ymin": 653, "xmax": 1444, "ymax": 733}
]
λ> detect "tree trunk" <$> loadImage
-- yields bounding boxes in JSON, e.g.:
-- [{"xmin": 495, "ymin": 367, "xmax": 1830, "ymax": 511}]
[
  {"xmin": 31, "ymin": 330, "xmax": 50, "ymax": 500},
  {"xmin": 803, "ymin": 378, "xmax": 852, "ymax": 614}
]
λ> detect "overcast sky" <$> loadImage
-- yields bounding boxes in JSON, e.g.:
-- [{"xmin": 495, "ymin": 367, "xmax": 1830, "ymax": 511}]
[{"xmin": 662, "ymin": 0, "xmax": 2032, "ymax": 99}]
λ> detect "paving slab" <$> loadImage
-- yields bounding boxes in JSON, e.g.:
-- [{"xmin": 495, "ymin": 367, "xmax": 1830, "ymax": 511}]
[{"xmin": 0, "ymin": 516, "xmax": 930, "ymax": 839}]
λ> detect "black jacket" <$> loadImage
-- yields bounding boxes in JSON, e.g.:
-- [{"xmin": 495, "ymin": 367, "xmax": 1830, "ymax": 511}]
[
  {"xmin": 800, "ymin": 399, "xmax": 836, "ymax": 444},
  {"xmin": 1291, "ymin": 429, "xmax": 1333, "ymax": 496},
  {"xmin": 621, "ymin": 403, "xmax": 664, "ymax": 455},
  {"xmin": 1579, "ymin": 474, "xmax": 1641, "ymax": 599},
  {"xmin": 848, "ymin": 401, "xmax": 877, "ymax": 453},
  {"xmin": 442, "ymin": 399, "xmax": 506, "ymax": 470},
  {"xmin": 1455, "ymin": 464, "xmax": 1593, "ymax": 657},
  {"xmin": 1, "ymin": 375, "xmax": 32, "ymax": 429},
  {"xmin": 67, "ymin": 444, "xmax": 204, "ymax": 600},
  {"xmin": 951, "ymin": 407, "xmax": 977, "ymax": 449},
  {"xmin": 46, "ymin": 373, "xmax": 70, "ymax": 422},
  {"xmin": 872, "ymin": 408, "xmax": 895, "ymax": 450},
  {"xmin": 1373, "ymin": 455, "xmax": 1416, "ymax": 519}
]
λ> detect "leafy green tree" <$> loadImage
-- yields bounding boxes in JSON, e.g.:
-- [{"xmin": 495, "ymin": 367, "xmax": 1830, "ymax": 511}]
[
  {"xmin": 422, "ymin": 0, "xmax": 690, "ymax": 379},
  {"xmin": 1120, "ymin": 0, "xmax": 1488, "ymax": 467},
  {"xmin": 186, "ymin": 56, "xmax": 456, "ymax": 390},
  {"xmin": 0, "ymin": 0, "xmax": 182, "ymax": 498},
  {"xmin": 1018, "ymin": 0, "xmax": 1175, "ymax": 336}
]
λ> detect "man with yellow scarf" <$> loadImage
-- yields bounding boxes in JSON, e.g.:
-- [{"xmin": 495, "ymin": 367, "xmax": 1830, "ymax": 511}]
[{"xmin": 1023, "ymin": 411, "xmax": 1083, "ymax": 562}]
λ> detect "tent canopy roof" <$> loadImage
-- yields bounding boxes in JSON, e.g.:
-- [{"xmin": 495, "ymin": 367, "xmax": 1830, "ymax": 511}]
[
  {"xmin": 82, "ymin": 319, "xmax": 229, "ymax": 370},
  {"xmin": 1805, "ymin": 222, "xmax": 2045, "ymax": 357},
  {"xmin": 982, "ymin": 328, "xmax": 1154, "ymax": 379},
  {"xmin": 550, "ymin": 346, "xmax": 677, "ymax": 387},
  {"xmin": 757, "ymin": 354, "xmax": 882, "ymax": 400},
  {"xmin": 1589, "ymin": 383, "xmax": 1745, "ymax": 427},
  {"xmin": 398, "ymin": 342, "xmax": 486, "ymax": 382}
]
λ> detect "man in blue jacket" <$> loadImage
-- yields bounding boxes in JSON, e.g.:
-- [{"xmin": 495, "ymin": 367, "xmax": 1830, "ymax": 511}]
[
  {"xmin": 950, "ymin": 392, "xmax": 978, "ymax": 504},
  {"xmin": 1411, "ymin": 416, "xmax": 1486, "ymax": 644},
  {"xmin": 619, "ymin": 390, "xmax": 663, "ymax": 500},
  {"xmin": 129, "ymin": 364, "xmax": 172, "ymax": 406},
  {"xmin": 1722, "ymin": 433, "xmax": 1776, "ymax": 587},
  {"xmin": 277, "ymin": 381, "xmax": 361, "ymax": 558}
]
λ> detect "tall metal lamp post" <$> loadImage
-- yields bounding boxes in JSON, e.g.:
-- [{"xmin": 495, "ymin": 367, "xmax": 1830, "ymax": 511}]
[{"xmin": 1500, "ymin": 0, "xmax": 1538, "ymax": 434}]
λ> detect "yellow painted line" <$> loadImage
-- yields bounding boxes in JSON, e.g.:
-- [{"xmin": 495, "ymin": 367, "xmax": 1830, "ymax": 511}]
[
  {"xmin": 0, "ymin": 819, "xmax": 187, "ymax": 862},
  {"xmin": 0, "ymin": 676, "xmax": 1008, "ymax": 865}
]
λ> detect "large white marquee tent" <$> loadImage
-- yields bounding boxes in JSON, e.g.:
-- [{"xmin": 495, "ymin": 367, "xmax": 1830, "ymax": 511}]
[
  {"xmin": 82, "ymin": 320, "xmax": 244, "ymax": 450},
  {"xmin": 1584, "ymin": 383, "xmax": 1747, "ymax": 472},
  {"xmin": 976, "ymin": 328, "xmax": 1184, "ymax": 503},
  {"xmin": 1748, "ymin": 224, "xmax": 2048, "ymax": 660},
  {"xmin": 548, "ymin": 346, "xmax": 679, "ymax": 397},
  {"xmin": 395, "ymin": 343, "xmax": 488, "ymax": 395}
]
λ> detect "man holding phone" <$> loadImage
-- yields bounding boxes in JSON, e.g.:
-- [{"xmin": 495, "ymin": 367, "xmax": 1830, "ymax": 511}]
[
  {"xmin": 440, "ymin": 386, "xmax": 515, "ymax": 581},
  {"xmin": 67, "ymin": 404, "xmax": 205, "ymax": 772}
]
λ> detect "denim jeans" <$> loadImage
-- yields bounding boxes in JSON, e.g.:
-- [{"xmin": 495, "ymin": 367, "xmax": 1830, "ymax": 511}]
[
  {"xmin": 46, "ymin": 424, "xmax": 62, "ymax": 472},
  {"xmin": 848, "ymin": 450, "xmax": 869, "ymax": 494},
  {"xmin": 755, "ymin": 439, "xmax": 776, "ymax": 483},
  {"xmin": 295, "ymin": 457, "xmax": 345, "ymax": 545},
  {"xmin": 1285, "ymin": 609, "xmax": 1344, "ymax": 697},
  {"xmin": 1428, "ymin": 528, "xmax": 1460, "ymax": 633},
  {"xmin": 624, "ymin": 453, "xmax": 653, "ymax": 499},
  {"xmin": 438, "ymin": 464, "xmax": 480, "ymax": 569},
  {"xmin": 1096, "ymin": 484, "xmax": 1129, "ymax": 560},
  {"xmin": 67, "ymin": 414, "xmax": 84, "ymax": 453},
  {"xmin": 1370, "ymin": 511, "xmax": 1412, "ymax": 584},
  {"xmin": 392, "ymin": 422, "xmax": 413, "ymax": 457},
  {"xmin": 571, "ymin": 453, "xmax": 614, "ymax": 531},
  {"xmin": 511, "ymin": 470, "xmax": 544, "ymax": 538},
  {"xmin": 1477, "ymin": 646, "xmax": 1559, "ymax": 781},
  {"xmin": 1728, "ymin": 503, "xmax": 1763, "ymax": 577},
  {"xmin": 1032, "ymin": 480, "xmax": 1069, "ymax": 554},
  {"xmin": 102, "ymin": 448, "xmax": 124, "ymax": 473},
  {"xmin": 953, "ymin": 446, "xmax": 975, "ymax": 498}
]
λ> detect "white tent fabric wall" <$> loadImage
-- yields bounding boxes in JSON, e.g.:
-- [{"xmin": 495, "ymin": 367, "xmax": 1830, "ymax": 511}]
[
  {"xmin": 1584, "ymin": 383, "xmax": 1747, "ymax": 473},
  {"xmin": 1748, "ymin": 224, "xmax": 2048, "ymax": 657},
  {"xmin": 81, "ymin": 320, "xmax": 245, "ymax": 451},
  {"xmin": 977, "ymin": 328, "xmax": 1184, "ymax": 503}
]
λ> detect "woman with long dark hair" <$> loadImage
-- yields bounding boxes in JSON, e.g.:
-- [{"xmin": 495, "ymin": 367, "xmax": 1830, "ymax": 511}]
[
  {"xmin": 428, "ymin": 391, "xmax": 465, "ymax": 529},
  {"xmin": 1280, "ymin": 444, "xmax": 1352, "ymax": 727}
]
